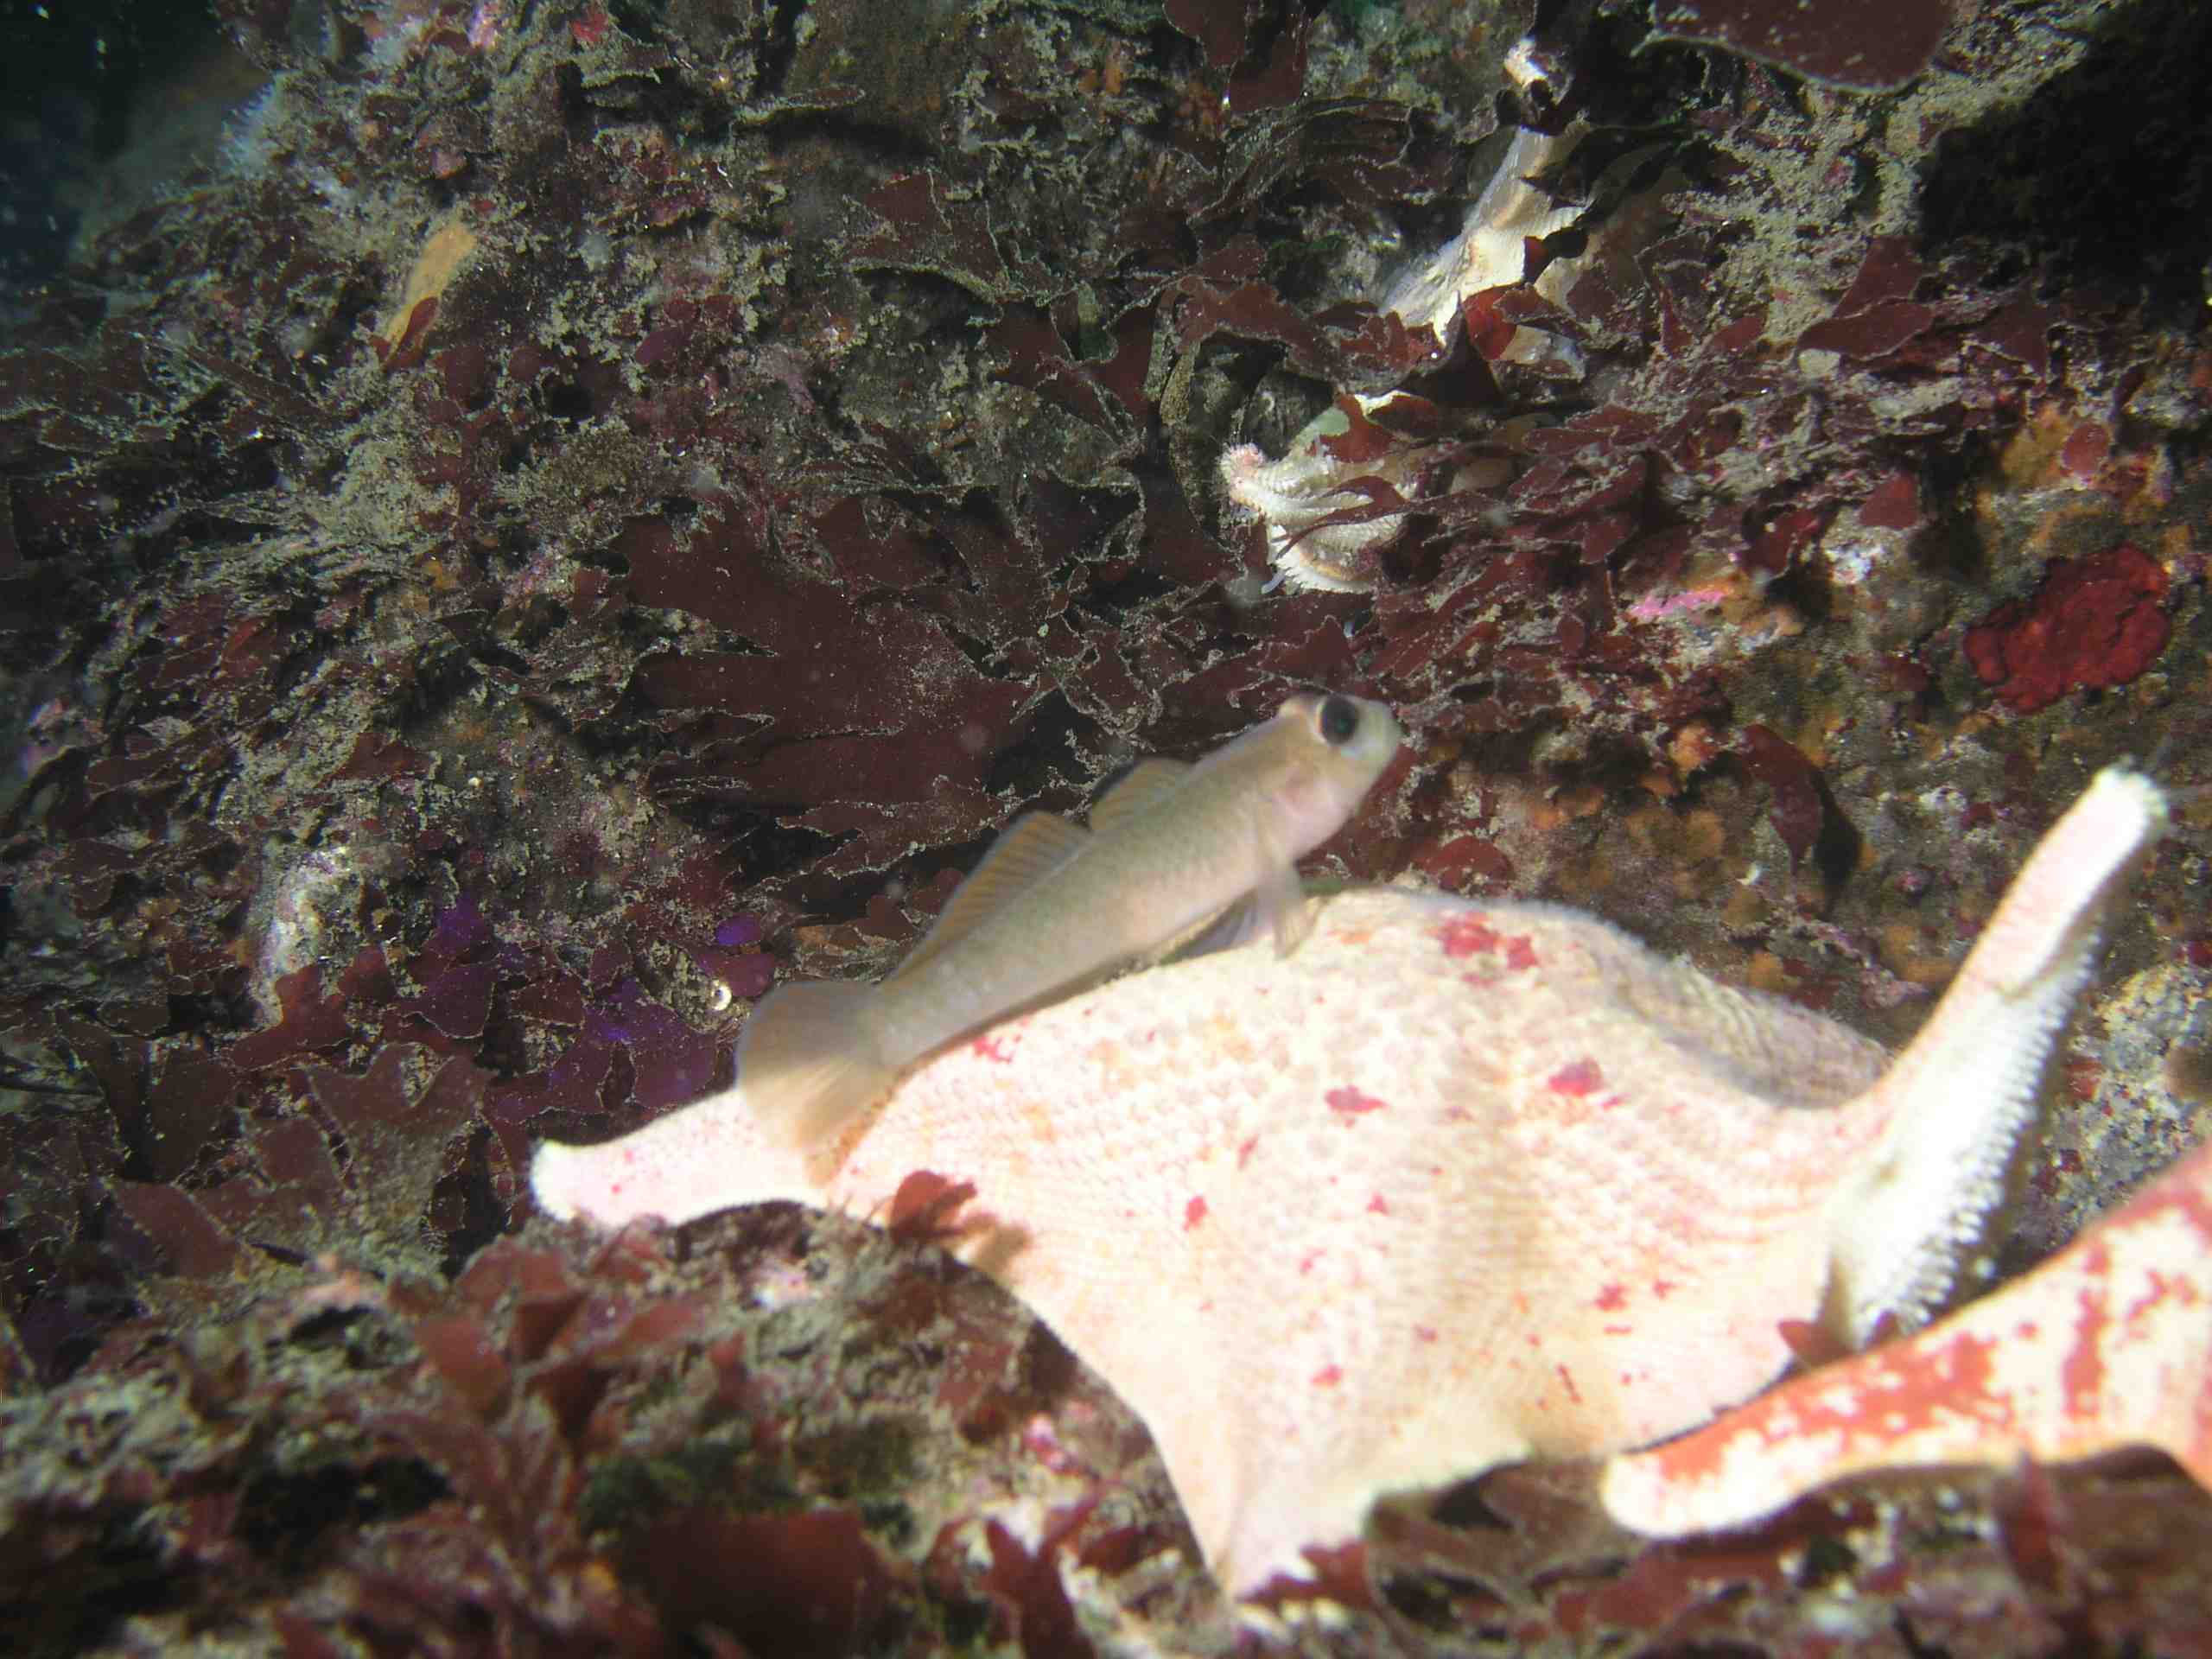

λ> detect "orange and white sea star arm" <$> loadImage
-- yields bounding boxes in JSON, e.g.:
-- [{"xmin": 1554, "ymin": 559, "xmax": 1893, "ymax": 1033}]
[{"xmin": 1604, "ymin": 1134, "xmax": 2212, "ymax": 1536}]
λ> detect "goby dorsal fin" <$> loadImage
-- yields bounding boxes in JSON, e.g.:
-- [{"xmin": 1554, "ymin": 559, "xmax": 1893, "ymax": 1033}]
[
  {"xmin": 886, "ymin": 811, "xmax": 1090, "ymax": 984},
  {"xmin": 1087, "ymin": 757, "xmax": 1192, "ymax": 836}
]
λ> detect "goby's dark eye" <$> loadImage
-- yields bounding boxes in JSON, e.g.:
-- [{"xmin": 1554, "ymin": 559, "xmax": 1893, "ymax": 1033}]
[{"xmin": 1318, "ymin": 696, "xmax": 1359, "ymax": 745}]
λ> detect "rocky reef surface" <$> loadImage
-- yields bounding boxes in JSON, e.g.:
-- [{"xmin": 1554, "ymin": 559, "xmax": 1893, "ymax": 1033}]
[{"xmin": 1, "ymin": 0, "xmax": 2209, "ymax": 1652}]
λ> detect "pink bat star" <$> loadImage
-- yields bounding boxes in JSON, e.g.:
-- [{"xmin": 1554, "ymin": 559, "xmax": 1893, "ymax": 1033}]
[{"xmin": 533, "ymin": 766, "xmax": 2185, "ymax": 1599}]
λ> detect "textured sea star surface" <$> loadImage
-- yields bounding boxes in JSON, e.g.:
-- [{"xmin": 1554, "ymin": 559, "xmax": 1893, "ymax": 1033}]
[{"xmin": 533, "ymin": 769, "xmax": 2175, "ymax": 1598}]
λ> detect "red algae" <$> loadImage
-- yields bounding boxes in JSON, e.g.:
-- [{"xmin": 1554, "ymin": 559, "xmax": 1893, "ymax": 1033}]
[{"xmin": 1963, "ymin": 543, "xmax": 2171, "ymax": 715}]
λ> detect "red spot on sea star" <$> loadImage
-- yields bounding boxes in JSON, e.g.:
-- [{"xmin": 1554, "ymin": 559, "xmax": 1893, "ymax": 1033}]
[
  {"xmin": 1237, "ymin": 1135, "xmax": 1259, "ymax": 1167},
  {"xmin": 1367, "ymin": 1192, "xmax": 1389, "ymax": 1215},
  {"xmin": 2061, "ymin": 1245, "xmax": 2113, "ymax": 1419},
  {"xmin": 1555, "ymin": 1363, "xmax": 1583, "ymax": 1405},
  {"xmin": 1300, "ymin": 1249, "xmax": 1322, "ymax": 1276},
  {"xmin": 1185, "ymin": 1195, "xmax": 1208, "ymax": 1230},
  {"xmin": 2127, "ymin": 1269, "xmax": 2173, "ymax": 1324},
  {"xmin": 1414, "ymin": 1325, "xmax": 1438, "ymax": 1344},
  {"xmin": 1548, "ymin": 1058, "xmax": 1605, "ymax": 1096},
  {"xmin": 1313, "ymin": 1364, "xmax": 1343, "ymax": 1388},
  {"xmin": 1593, "ymin": 1281, "xmax": 1628, "ymax": 1312},
  {"xmin": 1326, "ymin": 1085, "xmax": 1386, "ymax": 1117},
  {"xmin": 1437, "ymin": 914, "xmax": 1539, "ymax": 969},
  {"xmin": 970, "ymin": 1033, "xmax": 1015, "ymax": 1063},
  {"xmin": 1439, "ymin": 915, "xmax": 1503, "ymax": 958},
  {"xmin": 1651, "ymin": 1278, "xmax": 1678, "ymax": 1300}
]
